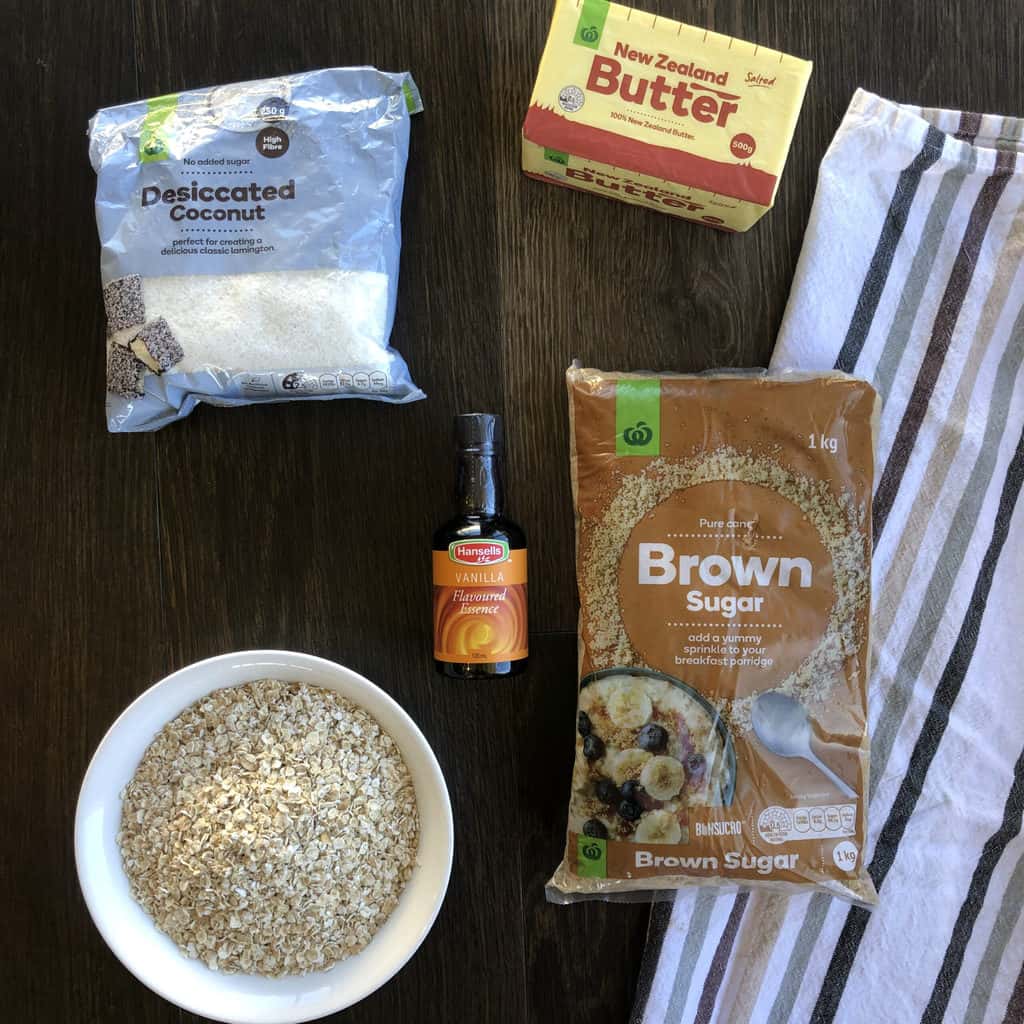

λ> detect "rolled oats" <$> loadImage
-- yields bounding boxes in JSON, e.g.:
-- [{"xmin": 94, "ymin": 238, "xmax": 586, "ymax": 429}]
[{"xmin": 118, "ymin": 679, "xmax": 419, "ymax": 975}]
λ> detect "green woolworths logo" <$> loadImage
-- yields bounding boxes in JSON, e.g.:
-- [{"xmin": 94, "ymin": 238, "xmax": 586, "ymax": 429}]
[
  {"xmin": 139, "ymin": 93, "xmax": 178, "ymax": 164},
  {"xmin": 573, "ymin": 0, "xmax": 609, "ymax": 49},
  {"xmin": 615, "ymin": 379, "xmax": 661, "ymax": 456},
  {"xmin": 623, "ymin": 421, "xmax": 654, "ymax": 447},
  {"xmin": 576, "ymin": 834, "xmax": 607, "ymax": 877}
]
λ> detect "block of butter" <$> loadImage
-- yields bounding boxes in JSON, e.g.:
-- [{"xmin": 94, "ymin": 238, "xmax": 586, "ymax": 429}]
[{"xmin": 522, "ymin": 0, "xmax": 812, "ymax": 231}]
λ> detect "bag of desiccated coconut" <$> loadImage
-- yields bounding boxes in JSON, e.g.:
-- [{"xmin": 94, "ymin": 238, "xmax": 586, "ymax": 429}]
[
  {"xmin": 548, "ymin": 365, "xmax": 880, "ymax": 907},
  {"xmin": 89, "ymin": 67, "xmax": 425, "ymax": 432}
]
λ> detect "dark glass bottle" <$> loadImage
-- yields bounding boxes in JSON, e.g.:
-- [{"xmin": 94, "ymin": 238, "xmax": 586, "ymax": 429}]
[{"xmin": 432, "ymin": 414, "xmax": 528, "ymax": 677}]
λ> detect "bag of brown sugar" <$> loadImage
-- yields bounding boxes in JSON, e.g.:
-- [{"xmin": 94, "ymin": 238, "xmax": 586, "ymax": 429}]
[{"xmin": 548, "ymin": 365, "xmax": 880, "ymax": 907}]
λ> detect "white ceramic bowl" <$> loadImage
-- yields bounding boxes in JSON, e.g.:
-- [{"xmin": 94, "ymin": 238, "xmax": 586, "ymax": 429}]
[{"xmin": 75, "ymin": 650, "xmax": 454, "ymax": 1024}]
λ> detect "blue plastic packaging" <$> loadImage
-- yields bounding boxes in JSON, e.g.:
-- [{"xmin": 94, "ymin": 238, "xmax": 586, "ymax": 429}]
[{"xmin": 89, "ymin": 67, "xmax": 425, "ymax": 431}]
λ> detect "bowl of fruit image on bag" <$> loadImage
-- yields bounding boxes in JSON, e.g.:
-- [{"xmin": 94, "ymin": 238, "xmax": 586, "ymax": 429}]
[{"xmin": 570, "ymin": 667, "xmax": 737, "ymax": 844}]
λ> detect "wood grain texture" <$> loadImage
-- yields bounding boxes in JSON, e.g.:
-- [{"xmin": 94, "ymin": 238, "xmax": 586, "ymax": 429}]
[{"xmin": 1, "ymin": 0, "xmax": 1022, "ymax": 1021}]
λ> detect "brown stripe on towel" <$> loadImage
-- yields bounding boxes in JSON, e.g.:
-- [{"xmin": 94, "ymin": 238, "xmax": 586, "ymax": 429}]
[
  {"xmin": 833, "ymin": 126, "xmax": 946, "ymax": 374},
  {"xmin": 811, "ymin": 421, "xmax": 1024, "ymax": 1023},
  {"xmin": 872, "ymin": 148, "xmax": 1016, "ymax": 542},
  {"xmin": 693, "ymin": 894, "xmax": 749, "ymax": 1024}
]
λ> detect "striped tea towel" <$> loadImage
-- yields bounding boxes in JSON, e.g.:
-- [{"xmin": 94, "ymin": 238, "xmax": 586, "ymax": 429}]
[{"xmin": 632, "ymin": 89, "xmax": 1024, "ymax": 1024}]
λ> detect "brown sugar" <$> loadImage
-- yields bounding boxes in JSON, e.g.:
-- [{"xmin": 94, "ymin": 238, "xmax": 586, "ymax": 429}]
[{"xmin": 550, "ymin": 367, "xmax": 879, "ymax": 906}]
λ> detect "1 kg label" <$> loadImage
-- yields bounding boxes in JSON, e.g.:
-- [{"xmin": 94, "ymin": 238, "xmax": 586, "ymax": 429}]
[{"xmin": 808, "ymin": 434, "xmax": 838, "ymax": 454}]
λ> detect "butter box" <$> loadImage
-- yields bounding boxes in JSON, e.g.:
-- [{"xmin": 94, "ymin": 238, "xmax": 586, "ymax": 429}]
[{"xmin": 522, "ymin": 0, "xmax": 812, "ymax": 231}]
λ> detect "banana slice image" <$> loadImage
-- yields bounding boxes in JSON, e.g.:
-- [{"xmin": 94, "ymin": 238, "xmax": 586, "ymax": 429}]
[
  {"xmin": 640, "ymin": 755, "xmax": 686, "ymax": 800},
  {"xmin": 608, "ymin": 747, "xmax": 652, "ymax": 784},
  {"xmin": 635, "ymin": 810, "xmax": 683, "ymax": 844},
  {"xmin": 607, "ymin": 684, "xmax": 653, "ymax": 729}
]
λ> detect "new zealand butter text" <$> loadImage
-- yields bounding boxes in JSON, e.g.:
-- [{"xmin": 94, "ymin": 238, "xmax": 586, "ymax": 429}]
[{"xmin": 586, "ymin": 45, "xmax": 739, "ymax": 126}]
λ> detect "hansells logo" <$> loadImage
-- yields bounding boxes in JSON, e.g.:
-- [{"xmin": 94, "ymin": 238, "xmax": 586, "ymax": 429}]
[{"xmin": 448, "ymin": 540, "xmax": 510, "ymax": 566}]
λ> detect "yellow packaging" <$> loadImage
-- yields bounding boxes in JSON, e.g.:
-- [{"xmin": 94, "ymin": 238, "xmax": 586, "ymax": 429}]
[{"xmin": 522, "ymin": 0, "xmax": 812, "ymax": 231}]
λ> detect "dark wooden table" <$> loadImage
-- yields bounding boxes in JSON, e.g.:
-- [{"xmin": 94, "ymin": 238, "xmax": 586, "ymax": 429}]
[{"xmin": 3, "ymin": 1, "xmax": 1021, "ymax": 1021}]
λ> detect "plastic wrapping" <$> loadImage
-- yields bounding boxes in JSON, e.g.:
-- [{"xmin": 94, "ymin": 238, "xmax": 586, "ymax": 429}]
[
  {"xmin": 549, "ymin": 365, "xmax": 880, "ymax": 907},
  {"xmin": 88, "ymin": 67, "xmax": 425, "ymax": 432}
]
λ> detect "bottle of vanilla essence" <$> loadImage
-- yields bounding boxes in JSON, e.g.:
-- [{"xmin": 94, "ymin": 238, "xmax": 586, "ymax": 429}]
[{"xmin": 432, "ymin": 413, "xmax": 528, "ymax": 678}]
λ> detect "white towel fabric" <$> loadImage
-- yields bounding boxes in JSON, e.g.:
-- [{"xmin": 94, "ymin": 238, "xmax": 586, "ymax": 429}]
[{"xmin": 632, "ymin": 89, "xmax": 1024, "ymax": 1024}]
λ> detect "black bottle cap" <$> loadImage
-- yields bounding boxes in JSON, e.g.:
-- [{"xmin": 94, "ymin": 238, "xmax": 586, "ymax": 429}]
[{"xmin": 454, "ymin": 413, "xmax": 503, "ymax": 454}]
